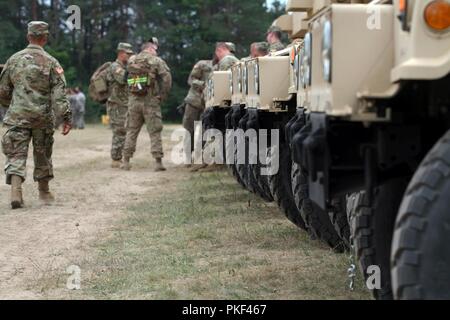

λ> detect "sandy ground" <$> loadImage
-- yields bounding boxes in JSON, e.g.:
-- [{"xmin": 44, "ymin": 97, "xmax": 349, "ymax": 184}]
[{"xmin": 0, "ymin": 124, "xmax": 182, "ymax": 299}]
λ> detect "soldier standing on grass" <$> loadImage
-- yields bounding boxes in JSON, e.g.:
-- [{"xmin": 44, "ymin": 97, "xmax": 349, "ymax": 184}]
[
  {"xmin": 0, "ymin": 21, "xmax": 72, "ymax": 209},
  {"xmin": 181, "ymin": 59, "xmax": 213, "ymax": 156},
  {"xmin": 121, "ymin": 40, "xmax": 172, "ymax": 172},
  {"xmin": 107, "ymin": 42, "xmax": 134, "ymax": 169}
]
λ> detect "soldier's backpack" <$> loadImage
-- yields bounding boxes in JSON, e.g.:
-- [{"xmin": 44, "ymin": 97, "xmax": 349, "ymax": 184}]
[
  {"xmin": 127, "ymin": 55, "xmax": 154, "ymax": 96},
  {"xmin": 89, "ymin": 62, "xmax": 112, "ymax": 103}
]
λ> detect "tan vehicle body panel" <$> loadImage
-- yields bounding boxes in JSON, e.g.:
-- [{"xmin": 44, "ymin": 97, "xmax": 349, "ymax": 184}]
[
  {"xmin": 273, "ymin": 12, "xmax": 309, "ymax": 39},
  {"xmin": 231, "ymin": 61, "xmax": 248, "ymax": 106},
  {"xmin": 205, "ymin": 71, "xmax": 232, "ymax": 109},
  {"xmin": 287, "ymin": 0, "xmax": 371, "ymax": 16},
  {"xmin": 308, "ymin": 4, "xmax": 395, "ymax": 119},
  {"xmin": 246, "ymin": 56, "xmax": 291, "ymax": 111},
  {"xmin": 392, "ymin": 0, "xmax": 450, "ymax": 81}
]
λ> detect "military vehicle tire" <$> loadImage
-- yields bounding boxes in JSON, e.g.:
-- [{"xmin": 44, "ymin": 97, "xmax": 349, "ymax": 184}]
[
  {"xmin": 329, "ymin": 197, "xmax": 351, "ymax": 249},
  {"xmin": 391, "ymin": 130, "xmax": 450, "ymax": 300},
  {"xmin": 291, "ymin": 162, "xmax": 346, "ymax": 252},
  {"xmin": 348, "ymin": 178, "xmax": 408, "ymax": 300},
  {"xmin": 268, "ymin": 144, "xmax": 307, "ymax": 230},
  {"xmin": 250, "ymin": 163, "xmax": 274, "ymax": 202}
]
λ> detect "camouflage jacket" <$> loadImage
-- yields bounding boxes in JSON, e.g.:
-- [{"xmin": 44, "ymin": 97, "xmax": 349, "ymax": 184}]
[
  {"xmin": 270, "ymin": 41, "xmax": 286, "ymax": 52},
  {"xmin": 0, "ymin": 44, "xmax": 71, "ymax": 129},
  {"xmin": 218, "ymin": 54, "xmax": 239, "ymax": 71},
  {"xmin": 184, "ymin": 60, "xmax": 213, "ymax": 108},
  {"xmin": 107, "ymin": 59, "xmax": 128, "ymax": 107},
  {"xmin": 127, "ymin": 51, "xmax": 172, "ymax": 101}
]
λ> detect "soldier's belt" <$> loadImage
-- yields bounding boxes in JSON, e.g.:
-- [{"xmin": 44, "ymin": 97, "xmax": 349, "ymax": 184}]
[{"xmin": 127, "ymin": 77, "xmax": 149, "ymax": 86}]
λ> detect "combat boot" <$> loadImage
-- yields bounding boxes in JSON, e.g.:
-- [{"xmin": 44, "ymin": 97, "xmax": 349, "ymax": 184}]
[
  {"xmin": 121, "ymin": 157, "xmax": 132, "ymax": 171},
  {"xmin": 11, "ymin": 175, "xmax": 24, "ymax": 210},
  {"xmin": 154, "ymin": 158, "xmax": 167, "ymax": 172},
  {"xmin": 111, "ymin": 160, "xmax": 122, "ymax": 169},
  {"xmin": 39, "ymin": 180, "xmax": 55, "ymax": 205}
]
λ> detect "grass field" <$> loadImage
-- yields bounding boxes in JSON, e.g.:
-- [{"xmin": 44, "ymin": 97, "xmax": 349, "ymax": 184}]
[{"xmin": 67, "ymin": 170, "xmax": 370, "ymax": 300}]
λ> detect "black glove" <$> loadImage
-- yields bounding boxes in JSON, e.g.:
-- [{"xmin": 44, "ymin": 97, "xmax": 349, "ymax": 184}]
[{"xmin": 177, "ymin": 102, "xmax": 186, "ymax": 115}]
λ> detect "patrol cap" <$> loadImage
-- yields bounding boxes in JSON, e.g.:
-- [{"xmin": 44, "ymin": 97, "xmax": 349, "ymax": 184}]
[
  {"xmin": 28, "ymin": 21, "xmax": 49, "ymax": 36},
  {"xmin": 117, "ymin": 42, "xmax": 134, "ymax": 54},
  {"xmin": 148, "ymin": 37, "xmax": 159, "ymax": 47},
  {"xmin": 267, "ymin": 25, "xmax": 283, "ymax": 35},
  {"xmin": 225, "ymin": 42, "xmax": 236, "ymax": 54},
  {"xmin": 253, "ymin": 42, "xmax": 269, "ymax": 52}
]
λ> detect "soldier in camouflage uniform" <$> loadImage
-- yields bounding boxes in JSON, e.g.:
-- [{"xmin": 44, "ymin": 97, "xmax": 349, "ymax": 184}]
[
  {"xmin": 250, "ymin": 42, "xmax": 269, "ymax": 58},
  {"xmin": 121, "ymin": 41, "xmax": 172, "ymax": 172},
  {"xmin": 0, "ymin": 65, "xmax": 5, "ymax": 123},
  {"xmin": 215, "ymin": 42, "xmax": 239, "ymax": 71},
  {"xmin": 182, "ymin": 59, "xmax": 213, "ymax": 152},
  {"xmin": 0, "ymin": 21, "xmax": 72, "ymax": 209},
  {"xmin": 107, "ymin": 43, "xmax": 134, "ymax": 168},
  {"xmin": 266, "ymin": 26, "xmax": 285, "ymax": 52}
]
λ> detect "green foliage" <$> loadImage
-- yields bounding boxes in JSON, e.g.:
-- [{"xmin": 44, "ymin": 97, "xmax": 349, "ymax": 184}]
[{"xmin": 0, "ymin": 0, "xmax": 285, "ymax": 122}]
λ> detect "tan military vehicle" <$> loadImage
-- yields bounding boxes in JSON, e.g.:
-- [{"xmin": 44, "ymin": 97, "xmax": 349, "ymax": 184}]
[
  {"xmin": 205, "ymin": 71, "xmax": 233, "ymax": 109},
  {"xmin": 246, "ymin": 56, "xmax": 291, "ymax": 111},
  {"xmin": 202, "ymin": 70, "xmax": 233, "ymax": 133},
  {"xmin": 228, "ymin": 0, "xmax": 350, "ymax": 250},
  {"xmin": 287, "ymin": 0, "xmax": 450, "ymax": 299}
]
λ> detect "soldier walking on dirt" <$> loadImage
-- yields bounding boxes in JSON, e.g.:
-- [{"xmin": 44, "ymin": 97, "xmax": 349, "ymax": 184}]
[
  {"xmin": 0, "ymin": 21, "xmax": 72, "ymax": 209},
  {"xmin": 121, "ymin": 40, "xmax": 172, "ymax": 172},
  {"xmin": 107, "ymin": 43, "xmax": 134, "ymax": 168},
  {"xmin": 266, "ymin": 26, "xmax": 285, "ymax": 52}
]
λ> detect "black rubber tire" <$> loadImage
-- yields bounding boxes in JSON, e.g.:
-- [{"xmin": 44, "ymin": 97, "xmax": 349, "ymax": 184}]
[
  {"xmin": 251, "ymin": 162, "xmax": 274, "ymax": 202},
  {"xmin": 229, "ymin": 158, "xmax": 246, "ymax": 190},
  {"xmin": 329, "ymin": 196, "xmax": 351, "ymax": 250},
  {"xmin": 291, "ymin": 162, "xmax": 346, "ymax": 252},
  {"xmin": 268, "ymin": 144, "xmax": 307, "ymax": 231},
  {"xmin": 391, "ymin": 130, "xmax": 450, "ymax": 300},
  {"xmin": 348, "ymin": 178, "xmax": 408, "ymax": 300},
  {"xmin": 225, "ymin": 109, "xmax": 246, "ymax": 190}
]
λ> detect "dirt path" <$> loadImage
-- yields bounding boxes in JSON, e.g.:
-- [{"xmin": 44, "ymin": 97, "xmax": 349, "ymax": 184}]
[{"xmin": 0, "ymin": 125, "xmax": 182, "ymax": 299}]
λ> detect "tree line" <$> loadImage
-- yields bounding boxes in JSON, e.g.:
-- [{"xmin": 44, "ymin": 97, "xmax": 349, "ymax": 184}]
[{"xmin": 0, "ymin": 0, "xmax": 284, "ymax": 121}]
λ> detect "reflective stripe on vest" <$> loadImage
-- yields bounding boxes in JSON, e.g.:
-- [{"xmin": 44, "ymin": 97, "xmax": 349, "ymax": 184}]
[{"xmin": 127, "ymin": 76, "xmax": 148, "ymax": 86}]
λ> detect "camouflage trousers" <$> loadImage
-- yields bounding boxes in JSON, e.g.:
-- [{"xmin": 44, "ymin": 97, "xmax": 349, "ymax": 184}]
[
  {"xmin": 1, "ymin": 125, "xmax": 54, "ymax": 185},
  {"xmin": 107, "ymin": 102, "xmax": 128, "ymax": 161},
  {"xmin": 123, "ymin": 96, "xmax": 164, "ymax": 160},
  {"xmin": 182, "ymin": 104, "xmax": 203, "ymax": 152}
]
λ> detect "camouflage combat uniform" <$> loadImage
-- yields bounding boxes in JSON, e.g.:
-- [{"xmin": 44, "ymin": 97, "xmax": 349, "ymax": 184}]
[
  {"xmin": 107, "ymin": 59, "xmax": 129, "ymax": 161},
  {"xmin": 269, "ymin": 41, "xmax": 285, "ymax": 52},
  {"xmin": 183, "ymin": 60, "xmax": 213, "ymax": 150},
  {"xmin": 123, "ymin": 51, "xmax": 172, "ymax": 161},
  {"xmin": 0, "ymin": 44, "xmax": 71, "ymax": 184},
  {"xmin": 218, "ymin": 54, "xmax": 239, "ymax": 71}
]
